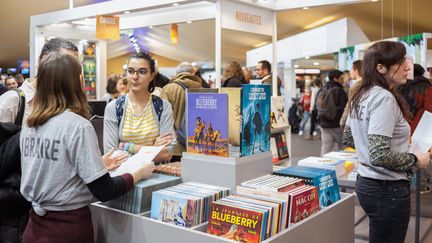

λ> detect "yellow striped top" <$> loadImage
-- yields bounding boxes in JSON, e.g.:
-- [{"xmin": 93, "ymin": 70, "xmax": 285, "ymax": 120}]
[{"xmin": 121, "ymin": 99, "xmax": 159, "ymax": 146}]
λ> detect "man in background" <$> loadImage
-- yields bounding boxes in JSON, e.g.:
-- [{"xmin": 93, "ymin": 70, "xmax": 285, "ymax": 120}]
[
  {"xmin": 5, "ymin": 76, "xmax": 18, "ymax": 90},
  {"xmin": 255, "ymin": 60, "xmax": 281, "ymax": 96}
]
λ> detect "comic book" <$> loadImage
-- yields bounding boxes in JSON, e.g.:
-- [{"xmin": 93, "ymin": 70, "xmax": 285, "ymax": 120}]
[
  {"xmin": 220, "ymin": 88, "xmax": 242, "ymax": 147},
  {"xmin": 274, "ymin": 132, "xmax": 289, "ymax": 160},
  {"xmin": 288, "ymin": 186, "xmax": 320, "ymax": 226},
  {"xmin": 274, "ymin": 166, "xmax": 340, "ymax": 208},
  {"xmin": 271, "ymin": 96, "xmax": 289, "ymax": 128},
  {"xmin": 240, "ymin": 84, "xmax": 271, "ymax": 157},
  {"xmin": 187, "ymin": 93, "xmax": 229, "ymax": 156},
  {"xmin": 207, "ymin": 201, "xmax": 265, "ymax": 243},
  {"xmin": 297, "ymin": 156, "xmax": 346, "ymax": 177}
]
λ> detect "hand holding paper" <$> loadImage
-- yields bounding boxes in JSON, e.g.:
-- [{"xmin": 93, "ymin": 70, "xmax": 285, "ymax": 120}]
[
  {"xmin": 110, "ymin": 146, "xmax": 163, "ymax": 179},
  {"xmin": 411, "ymin": 111, "xmax": 432, "ymax": 154}
]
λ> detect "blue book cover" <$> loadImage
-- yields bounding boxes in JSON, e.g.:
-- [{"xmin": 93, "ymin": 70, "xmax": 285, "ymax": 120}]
[
  {"xmin": 240, "ymin": 84, "xmax": 271, "ymax": 157},
  {"xmin": 187, "ymin": 93, "xmax": 229, "ymax": 156},
  {"xmin": 274, "ymin": 166, "xmax": 340, "ymax": 207}
]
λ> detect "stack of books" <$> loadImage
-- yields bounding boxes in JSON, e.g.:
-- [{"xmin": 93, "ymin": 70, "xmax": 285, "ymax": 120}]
[
  {"xmin": 154, "ymin": 162, "xmax": 182, "ymax": 177},
  {"xmin": 105, "ymin": 173, "xmax": 182, "ymax": 214},
  {"xmin": 323, "ymin": 151, "xmax": 359, "ymax": 180},
  {"xmin": 150, "ymin": 182, "xmax": 230, "ymax": 228},
  {"xmin": 297, "ymin": 156, "xmax": 346, "ymax": 177}
]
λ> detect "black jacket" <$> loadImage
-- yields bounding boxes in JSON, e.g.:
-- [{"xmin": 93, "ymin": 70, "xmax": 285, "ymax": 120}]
[
  {"xmin": 223, "ymin": 76, "xmax": 247, "ymax": 88},
  {"xmin": 318, "ymin": 81, "xmax": 348, "ymax": 128},
  {"xmin": 0, "ymin": 123, "xmax": 31, "ymax": 219}
]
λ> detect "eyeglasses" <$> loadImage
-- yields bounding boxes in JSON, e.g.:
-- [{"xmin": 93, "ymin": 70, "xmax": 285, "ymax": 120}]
[{"xmin": 126, "ymin": 67, "xmax": 148, "ymax": 77}]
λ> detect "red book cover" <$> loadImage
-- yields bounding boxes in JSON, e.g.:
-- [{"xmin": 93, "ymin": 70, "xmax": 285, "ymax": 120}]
[
  {"xmin": 207, "ymin": 202, "xmax": 263, "ymax": 243},
  {"xmin": 289, "ymin": 187, "xmax": 320, "ymax": 224}
]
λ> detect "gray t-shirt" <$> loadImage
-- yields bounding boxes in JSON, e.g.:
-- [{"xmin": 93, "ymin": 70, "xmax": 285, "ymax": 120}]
[
  {"xmin": 20, "ymin": 110, "xmax": 107, "ymax": 216},
  {"xmin": 347, "ymin": 86, "xmax": 411, "ymax": 181}
]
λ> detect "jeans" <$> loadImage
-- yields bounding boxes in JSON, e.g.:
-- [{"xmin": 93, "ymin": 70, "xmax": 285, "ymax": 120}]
[
  {"xmin": 299, "ymin": 111, "xmax": 310, "ymax": 132},
  {"xmin": 310, "ymin": 109, "xmax": 318, "ymax": 135},
  {"xmin": 356, "ymin": 175, "xmax": 411, "ymax": 243},
  {"xmin": 320, "ymin": 127, "xmax": 343, "ymax": 156}
]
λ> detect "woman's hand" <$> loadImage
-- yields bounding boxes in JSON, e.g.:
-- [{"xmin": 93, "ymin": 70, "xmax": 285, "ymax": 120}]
[
  {"xmin": 102, "ymin": 148, "xmax": 129, "ymax": 171},
  {"xmin": 131, "ymin": 162, "xmax": 155, "ymax": 182},
  {"xmin": 154, "ymin": 133, "xmax": 174, "ymax": 147}
]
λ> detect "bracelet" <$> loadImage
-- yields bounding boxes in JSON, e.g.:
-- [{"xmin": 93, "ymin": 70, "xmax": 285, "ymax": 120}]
[
  {"xmin": 119, "ymin": 142, "xmax": 124, "ymax": 150},
  {"xmin": 124, "ymin": 143, "xmax": 130, "ymax": 152},
  {"xmin": 129, "ymin": 143, "xmax": 135, "ymax": 155}
]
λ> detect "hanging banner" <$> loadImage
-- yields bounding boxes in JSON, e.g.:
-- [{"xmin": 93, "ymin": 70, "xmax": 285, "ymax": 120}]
[
  {"xmin": 170, "ymin": 23, "xmax": 179, "ymax": 44},
  {"xmin": 96, "ymin": 15, "xmax": 120, "ymax": 40},
  {"xmin": 221, "ymin": 0, "xmax": 273, "ymax": 36}
]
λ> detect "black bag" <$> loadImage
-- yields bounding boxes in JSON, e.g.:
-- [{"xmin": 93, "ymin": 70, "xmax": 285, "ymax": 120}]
[
  {"xmin": 315, "ymin": 87, "xmax": 338, "ymax": 120},
  {"xmin": 0, "ymin": 89, "xmax": 25, "ymax": 180}
]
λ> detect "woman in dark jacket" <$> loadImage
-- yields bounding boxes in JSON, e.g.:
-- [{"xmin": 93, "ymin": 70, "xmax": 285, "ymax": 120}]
[{"xmin": 222, "ymin": 61, "xmax": 247, "ymax": 87}]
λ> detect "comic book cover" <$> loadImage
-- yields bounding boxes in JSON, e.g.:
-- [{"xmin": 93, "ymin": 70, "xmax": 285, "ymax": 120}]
[
  {"xmin": 271, "ymin": 97, "xmax": 289, "ymax": 128},
  {"xmin": 240, "ymin": 84, "xmax": 271, "ymax": 157},
  {"xmin": 270, "ymin": 136, "xmax": 279, "ymax": 163},
  {"xmin": 207, "ymin": 201, "xmax": 264, "ymax": 243},
  {"xmin": 220, "ymin": 88, "xmax": 241, "ymax": 147},
  {"xmin": 187, "ymin": 93, "xmax": 229, "ymax": 156},
  {"xmin": 289, "ymin": 186, "xmax": 320, "ymax": 225},
  {"xmin": 275, "ymin": 132, "xmax": 289, "ymax": 160},
  {"xmin": 274, "ymin": 166, "xmax": 340, "ymax": 208},
  {"xmin": 150, "ymin": 190, "xmax": 198, "ymax": 228}
]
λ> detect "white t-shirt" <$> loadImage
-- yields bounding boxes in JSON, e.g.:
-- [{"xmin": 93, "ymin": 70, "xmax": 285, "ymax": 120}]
[
  {"xmin": 347, "ymin": 86, "xmax": 411, "ymax": 181},
  {"xmin": 0, "ymin": 81, "xmax": 35, "ymax": 123},
  {"xmin": 20, "ymin": 110, "xmax": 107, "ymax": 216}
]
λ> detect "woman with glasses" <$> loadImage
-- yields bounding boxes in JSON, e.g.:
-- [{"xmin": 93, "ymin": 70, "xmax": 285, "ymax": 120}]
[{"xmin": 104, "ymin": 52, "xmax": 176, "ymax": 162}]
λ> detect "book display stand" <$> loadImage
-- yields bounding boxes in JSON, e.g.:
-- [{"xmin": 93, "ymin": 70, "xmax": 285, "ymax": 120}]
[
  {"xmin": 90, "ymin": 150, "xmax": 355, "ymax": 243},
  {"xmin": 270, "ymin": 125, "xmax": 291, "ymax": 166}
]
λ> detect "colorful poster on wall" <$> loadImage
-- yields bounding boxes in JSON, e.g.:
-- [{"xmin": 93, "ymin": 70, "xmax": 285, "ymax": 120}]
[
  {"xmin": 96, "ymin": 15, "xmax": 120, "ymax": 40},
  {"xmin": 83, "ymin": 42, "xmax": 97, "ymax": 99}
]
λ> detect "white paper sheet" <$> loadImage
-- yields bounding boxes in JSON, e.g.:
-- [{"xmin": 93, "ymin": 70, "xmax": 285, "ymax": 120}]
[
  {"xmin": 110, "ymin": 146, "xmax": 163, "ymax": 177},
  {"xmin": 411, "ymin": 111, "xmax": 432, "ymax": 154}
]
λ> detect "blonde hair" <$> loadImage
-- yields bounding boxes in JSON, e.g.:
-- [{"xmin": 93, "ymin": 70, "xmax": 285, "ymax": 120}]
[{"xmin": 222, "ymin": 61, "xmax": 244, "ymax": 81}]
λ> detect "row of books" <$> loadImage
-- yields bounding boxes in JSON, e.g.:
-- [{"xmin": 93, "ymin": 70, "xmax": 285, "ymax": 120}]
[
  {"xmin": 206, "ymin": 174, "xmax": 319, "ymax": 243},
  {"xmin": 150, "ymin": 182, "xmax": 230, "ymax": 228},
  {"xmin": 270, "ymin": 132, "xmax": 289, "ymax": 164},
  {"xmin": 105, "ymin": 173, "xmax": 182, "ymax": 214},
  {"xmin": 154, "ymin": 162, "xmax": 182, "ymax": 177},
  {"xmin": 274, "ymin": 166, "xmax": 340, "ymax": 208}
]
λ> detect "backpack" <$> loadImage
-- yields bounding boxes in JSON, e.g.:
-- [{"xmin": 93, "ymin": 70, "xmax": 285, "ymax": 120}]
[
  {"xmin": 315, "ymin": 87, "xmax": 338, "ymax": 121},
  {"xmin": 172, "ymin": 81, "xmax": 188, "ymax": 147},
  {"xmin": 115, "ymin": 94, "xmax": 163, "ymax": 126}
]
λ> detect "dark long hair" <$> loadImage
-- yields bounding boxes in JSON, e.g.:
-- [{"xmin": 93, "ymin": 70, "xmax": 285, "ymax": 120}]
[
  {"xmin": 350, "ymin": 41, "xmax": 411, "ymax": 121},
  {"xmin": 27, "ymin": 52, "xmax": 90, "ymax": 127},
  {"xmin": 127, "ymin": 51, "xmax": 156, "ymax": 93}
]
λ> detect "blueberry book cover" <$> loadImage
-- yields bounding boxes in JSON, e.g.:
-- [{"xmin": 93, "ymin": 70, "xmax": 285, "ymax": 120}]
[
  {"xmin": 187, "ymin": 93, "xmax": 229, "ymax": 157},
  {"xmin": 240, "ymin": 84, "xmax": 271, "ymax": 157}
]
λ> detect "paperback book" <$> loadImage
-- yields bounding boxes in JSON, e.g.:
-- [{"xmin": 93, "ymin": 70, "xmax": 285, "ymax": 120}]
[
  {"xmin": 271, "ymin": 96, "xmax": 289, "ymax": 128},
  {"xmin": 220, "ymin": 88, "xmax": 241, "ymax": 147}
]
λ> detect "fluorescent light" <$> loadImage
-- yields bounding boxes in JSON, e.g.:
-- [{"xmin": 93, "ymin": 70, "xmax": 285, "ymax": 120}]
[
  {"xmin": 294, "ymin": 64, "xmax": 300, "ymax": 68},
  {"xmin": 172, "ymin": 3, "xmax": 179, "ymax": 6},
  {"xmin": 305, "ymin": 56, "xmax": 310, "ymax": 59},
  {"xmin": 186, "ymin": 21, "xmax": 192, "ymax": 24},
  {"xmin": 313, "ymin": 62, "xmax": 320, "ymax": 66},
  {"xmin": 303, "ymin": 7, "xmax": 309, "ymax": 10},
  {"xmin": 124, "ymin": 11, "xmax": 130, "ymax": 14}
]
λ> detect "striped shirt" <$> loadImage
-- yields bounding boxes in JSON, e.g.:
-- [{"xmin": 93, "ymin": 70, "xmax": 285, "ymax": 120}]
[{"xmin": 121, "ymin": 99, "xmax": 159, "ymax": 146}]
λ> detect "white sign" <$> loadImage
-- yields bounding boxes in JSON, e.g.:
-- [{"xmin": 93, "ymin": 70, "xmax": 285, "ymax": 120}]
[
  {"xmin": 411, "ymin": 111, "xmax": 432, "ymax": 154},
  {"xmin": 110, "ymin": 146, "xmax": 163, "ymax": 177},
  {"xmin": 221, "ymin": 0, "xmax": 273, "ymax": 36}
]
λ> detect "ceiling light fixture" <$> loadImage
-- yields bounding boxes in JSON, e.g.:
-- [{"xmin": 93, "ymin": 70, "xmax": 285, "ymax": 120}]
[
  {"xmin": 305, "ymin": 56, "xmax": 310, "ymax": 59},
  {"xmin": 124, "ymin": 11, "xmax": 130, "ymax": 14},
  {"xmin": 172, "ymin": 3, "xmax": 179, "ymax": 6},
  {"xmin": 303, "ymin": 7, "xmax": 309, "ymax": 10},
  {"xmin": 294, "ymin": 64, "xmax": 300, "ymax": 68}
]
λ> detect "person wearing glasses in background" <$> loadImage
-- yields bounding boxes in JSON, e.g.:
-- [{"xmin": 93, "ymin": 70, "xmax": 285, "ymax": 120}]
[{"xmin": 103, "ymin": 52, "xmax": 176, "ymax": 162}]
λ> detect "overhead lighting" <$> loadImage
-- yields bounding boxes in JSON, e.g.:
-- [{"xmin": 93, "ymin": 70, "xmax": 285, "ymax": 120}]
[
  {"xmin": 149, "ymin": 25, "xmax": 153, "ymax": 29},
  {"xmin": 371, "ymin": 0, "xmax": 379, "ymax": 2},
  {"xmin": 303, "ymin": 7, "xmax": 309, "ymax": 10},
  {"xmin": 253, "ymin": 41, "xmax": 269, "ymax": 48},
  {"xmin": 186, "ymin": 21, "xmax": 192, "ymax": 24},
  {"xmin": 304, "ymin": 16, "xmax": 336, "ymax": 30},
  {"xmin": 313, "ymin": 62, "xmax": 320, "ymax": 66},
  {"xmin": 172, "ymin": 3, "xmax": 179, "ymax": 6},
  {"xmin": 294, "ymin": 64, "xmax": 300, "ymax": 68},
  {"xmin": 305, "ymin": 56, "xmax": 310, "ymax": 59},
  {"xmin": 124, "ymin": 11, "xmax": 130, "ymax": 14}
]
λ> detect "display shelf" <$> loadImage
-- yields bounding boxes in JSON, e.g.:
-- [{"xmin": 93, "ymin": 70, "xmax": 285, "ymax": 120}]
[
  {"xmin": 90, "ymin": 193, "xmax": 354, "ymax": 243},
  {"xmin": 181, "ymin": 151, "xmax": 273, "ymax": 193}
]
